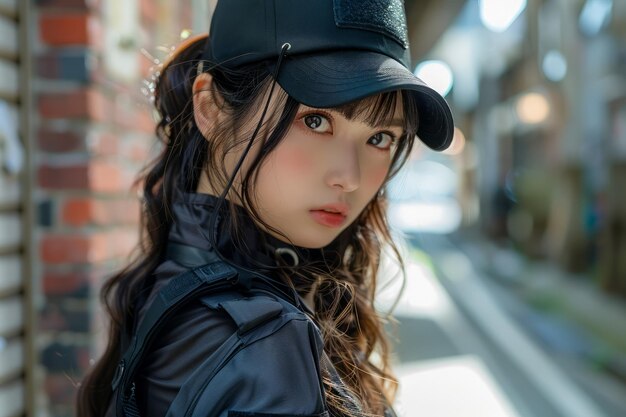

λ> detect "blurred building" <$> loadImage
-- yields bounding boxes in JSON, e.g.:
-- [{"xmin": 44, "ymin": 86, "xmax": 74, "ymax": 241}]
[
  {"xmin": 400, "ymin": 2, "xmax": 626, "ymax": 413},
  {"xmin": 415, "ymin": 0, "xmax": 626, "ymax": 294}
]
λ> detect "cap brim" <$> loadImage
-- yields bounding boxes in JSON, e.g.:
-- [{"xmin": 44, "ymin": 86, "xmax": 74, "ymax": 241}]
[{"xmin": 272, "ymin": 50, "xmax": 455, "ymax": 151}]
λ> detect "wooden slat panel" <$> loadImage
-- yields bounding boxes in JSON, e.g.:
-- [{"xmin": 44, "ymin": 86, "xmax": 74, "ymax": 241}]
[
  {"xmin": 0, "ymin": 0, "xmax": 15, "ymax": 19},
  {"xmin": 0, "ymin": 297, "xmax": 21, "ymax": 336},
  {"xmin": 0, "ymin": 1, "xmax": 22, "ymax": 416},
  {"xmin": 0, "ymin": 99, "xmax": 17, "ymax": 122},
  {"xmin": 0, "ymin": 101, "xmax": 20, "ymax": 204},
  {"xmin": 0, "ymin": 255, "xmax": 20, "ymax": 295},
  {"xmin": 0, "ymin": 338, "xmax": 22, "ymax": 382},
  {"xmin": 0, "ymin": 214, "xmax": 20, "ymax": 249},
  {"xmin": 0, "ymin": 100, "xmax": 23, "ymax": 186},
  {"xmin": 0, "ymin": 0, "xmax": 15, "ymax": 12},
  {"xmin": 0, "ymin": 58, "xmax": 17, "ymax": 100},
  {"xmin": 0, "ymin": 99, "xmax": 16, "ymax": 123},
  {"xmin": 0, "ymin": 174, "xmax": 19, "ymax": 208},
  {"xmin": 0, "ymin": 98, "xmax": 21, "ymax": 204},
  {"xmin": 0, "ymin": 15, "xmax": 16, "ymax": 58},
  {"xmin": 0, "ymin": 380, "xmax": 23, "ymax": 417}
]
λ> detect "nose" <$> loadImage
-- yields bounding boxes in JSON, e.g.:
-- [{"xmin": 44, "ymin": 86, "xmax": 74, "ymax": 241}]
[{"xmin": 325, "ymin": 142, "xmax": 360, "ymax": 192}]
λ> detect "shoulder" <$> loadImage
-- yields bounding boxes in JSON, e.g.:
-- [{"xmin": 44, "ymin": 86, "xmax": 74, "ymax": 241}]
[
  {"xmin": 135, "ymin": 293, "xmax": 239, "ymax": 415},
  {"xmin": 170, "ymin": 291, "xmax": 329, "ymax": 416},
  {"xmin": 200, "ymin": 289, "xmax": 324, "ymax": 363}
]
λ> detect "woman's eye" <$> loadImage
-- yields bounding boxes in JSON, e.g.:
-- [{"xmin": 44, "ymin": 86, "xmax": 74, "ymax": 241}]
[
  {"xmin": 369, "ymin": 132, "xmax": 396, "ymax": 150},
  {"xmin": 303, "ymin": 114, "xmax": 331, "ymax": 132}
]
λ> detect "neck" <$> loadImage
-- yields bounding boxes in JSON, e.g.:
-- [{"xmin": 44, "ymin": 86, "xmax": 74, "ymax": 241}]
[{"xmin": 196, "ymin": 170, "xmax": 220, "ymax": 196}]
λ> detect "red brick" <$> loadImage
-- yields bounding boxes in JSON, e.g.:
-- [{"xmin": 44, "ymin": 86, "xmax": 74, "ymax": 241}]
[
  {"xmin": 92, "ymin": 230, "xmax": 128, "ymax": 262},
  {"xmin": 76, "ymin": 345, "xmax": 91, "ymax": 372},
  {"xmin": 88, "ymin": 16, "xmax": 104, "ymax": 52},
  {"xmin": 38, "ymin": 128, "xmax": 83, "ymax": 152},
  {"xmin": 114, "ymin": 96, "xmax": 156, "ymax": 134},
  {"xmin": 88, "ymin": 233, "xmax": 108, "ymax": 263},
  {"xmin": 93, "ymin": 199, "xmax": 128, "ymax": 224},
  {"xmin": 182, "ymin": 7, "xmax": 193, "ymax": 30},
  {"xmin": 39, "ymin": 90, "xmax": 87, "ymax": 119},
  {"xmin": 136, "ymin": 108, "xmax": 157, "ymax": 134},
  {"xmin": 39, "ymin": 304, "xmax": 68, "ymax": 332},
  {"xmin": 44, "ymin": 374, "xmax": 81, "ymax": 406},
  {"xmin": 126, "ymin": 140, "xmax": 151, "ymax": 162},
  {"xmin": 89, "ymin": 161, "xmax": 124, "ymax": 193},
  {"xmin": 140, "ymin": 0, "xmax": 158, "ymax": 24},
  {"xmin": 36, "ymin": 53, "xmax": 60, "ymax": 78},
  {"xmin": 42, "ymin": 271, "xmax": 89, "ymax": 297},
  {"xmin": 37, "ymin": 49, "xmax": 91, "ymax": 82},
  {"xmin": 87, "ymin": 89, "xmax": 109, "ymax": 122},
  {"xmin": 38, "ymin": 89, "xmax": 109, "ymax": 121},
  {"xmin": 40, "ymin": 301, "xmax": 90, "ymax": 332},
  {"xmin": 114, "ymin": 98, "xmax": 138, "ymax": 130},
  {"xmin": 40, "ymin": 231, "xmax": 132, "ymax": 264},
  {"xmin": 109, "ymin": 228, "xmax": 139, "ymax": 260},
  {"xmin": 40, "ymin": 13, "xmax": 90, "ymax": 46},
  {"xmin": 123, "ymin": 199, "xmax": 141, "ymax": 224},
  {"xmin": 140, "ymin": 55, "xmax": 155, "ymax": 79},
  {"xmin": 62, "ymin": 197, "xmax": 141, "ymax": 226},
  {"xmin": 61, "ymin": 198, "xmax": 93, "ymax": 226},
  {"xmin": 86, "ymin": 131, "xmax": 119, "ymax": 157},
  {"xmin": 39, "ymin": 162, "xmax": 136, "ymax": 193},
  {"xmin": 38, "ymin": 164, "xmax": 89, "ymax": 190},
  {"xmin": 41, "ymin": 234, "xmax": 91, "ymax": 264}
]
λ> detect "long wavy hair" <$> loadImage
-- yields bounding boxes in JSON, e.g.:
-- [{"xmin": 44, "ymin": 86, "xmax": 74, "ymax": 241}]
[{"xmin": 77, "ymin": 34, "xmax": 418, "ymax": 416}]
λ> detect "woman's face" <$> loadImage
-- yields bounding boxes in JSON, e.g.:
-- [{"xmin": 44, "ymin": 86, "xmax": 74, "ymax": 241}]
[
  {"xmin": 194, "ymin": 74, "xmax": 404, "ymax": 248},
  {"xmin": 246, "ymin": 100, "xmax": 404, "ymax": 248}
]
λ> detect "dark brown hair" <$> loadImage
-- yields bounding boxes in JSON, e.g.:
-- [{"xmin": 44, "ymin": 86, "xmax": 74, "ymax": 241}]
[{"xmin": 77, "ymin": 34, "xmax": 418, "ymax": 416}]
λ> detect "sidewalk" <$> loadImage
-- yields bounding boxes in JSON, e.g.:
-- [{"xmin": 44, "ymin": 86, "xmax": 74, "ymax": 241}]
[
  {"xmin": 428, "ymin": 232, "xmax": 626, "ymax": 416},
  {"xmin": 378, "ymin": 246, "xmax": 524, "ymax": 417},
  {"xmin": 452, "ymin": 233, "xmax": 626, "ymax": 377}
]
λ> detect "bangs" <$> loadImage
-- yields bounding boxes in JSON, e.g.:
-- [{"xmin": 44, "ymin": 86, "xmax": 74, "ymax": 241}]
[
  {"xmin": 330, "ymin": 91, "xmax": 421, "ymax": 181},
  {"xmin": 331, "ymin": 91, "xmax": 419, "ymax": 135}
]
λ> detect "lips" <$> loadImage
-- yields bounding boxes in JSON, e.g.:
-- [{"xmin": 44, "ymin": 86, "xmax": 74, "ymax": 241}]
[
  {"xmin": 309, "ymin": 202, "xmax": 350, "ymax": 228},
  {"xmin": 311, "ymin": 203, "xmax": 350, "ymax": 216}
]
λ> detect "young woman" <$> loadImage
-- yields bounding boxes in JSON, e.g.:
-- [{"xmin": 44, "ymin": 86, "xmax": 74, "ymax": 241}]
[{"xmin": 77, "ymin": 0, "xmax": 454, "ymax": 416}]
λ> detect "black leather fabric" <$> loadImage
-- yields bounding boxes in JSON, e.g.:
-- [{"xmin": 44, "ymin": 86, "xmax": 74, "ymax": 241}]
[
  {"xmin": 104, "ymin": 192, "xmax": 395, "ymax": 416},
  {"xmin": 167, "ymin": 291, "xmax": 328, "ymax": 416}
]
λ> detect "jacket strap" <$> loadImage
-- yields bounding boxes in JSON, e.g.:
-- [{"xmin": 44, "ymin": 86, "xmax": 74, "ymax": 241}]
[
  {"xmin": 112, "ymin": 260, "xmax": 251, "ymax": 416},
  {"xmin": 215, "ymin": 296, "xmax": 283, "ymax": 335},
  {"xmin": 166, "ymin": 241, "xmax": 220, "ymax": 268}
]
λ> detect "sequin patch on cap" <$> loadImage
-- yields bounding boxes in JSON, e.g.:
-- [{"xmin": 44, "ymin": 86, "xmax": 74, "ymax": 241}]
[{"xmin": 333, "ymin": 0, "xmax": 409, "ymax": 48}]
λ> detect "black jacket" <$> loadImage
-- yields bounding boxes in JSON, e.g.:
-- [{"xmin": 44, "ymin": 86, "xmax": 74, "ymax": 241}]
[{"xmin": 104, "ymin": 192, "xmax": 396, "ymax": 416}]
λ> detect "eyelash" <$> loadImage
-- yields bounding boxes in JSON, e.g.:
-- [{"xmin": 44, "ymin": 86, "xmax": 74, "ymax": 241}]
[
  {"xmin": 299, "ymin": 111, "xmax": 399, "ymax": 151},
  {"xmin": 369, "ymin": 132, "xmax": 398, "ymax": 151}
]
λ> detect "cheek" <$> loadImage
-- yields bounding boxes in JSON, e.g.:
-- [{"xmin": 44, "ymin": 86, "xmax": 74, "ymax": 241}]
[
  {"xmin": 364, "ymin": 163, "xmax": 389, "ymax": 190},
  {"xmin": 275, "ymin": 145, "xmax": 314, "ymax": 174}
]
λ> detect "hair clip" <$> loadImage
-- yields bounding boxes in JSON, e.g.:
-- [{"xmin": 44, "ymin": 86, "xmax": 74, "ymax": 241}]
[{"xmin": 139, "ymin": 29, "xmax": 193, "ymax": 103}]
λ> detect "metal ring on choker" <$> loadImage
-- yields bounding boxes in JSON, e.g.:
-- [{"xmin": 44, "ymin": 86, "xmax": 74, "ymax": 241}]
[{"xmin": 274, "ymin": 247, "xmax": 299, "ymax": 267}]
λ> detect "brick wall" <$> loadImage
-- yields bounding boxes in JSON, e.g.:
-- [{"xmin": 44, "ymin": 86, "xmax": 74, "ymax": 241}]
[{"xmin": 32, "ymin": 0, "xmax": 193, "ymax": 415}]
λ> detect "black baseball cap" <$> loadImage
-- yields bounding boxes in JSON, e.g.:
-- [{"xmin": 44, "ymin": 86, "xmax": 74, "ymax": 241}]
[{"xmin": 202, "ymin": 0, "xmax": 455, "ymax": 151}]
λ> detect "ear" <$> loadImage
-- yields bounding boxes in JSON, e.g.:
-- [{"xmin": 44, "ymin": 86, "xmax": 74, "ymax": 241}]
[{"xmin": 192, "ymin": 72, "xmax": 225, "ymax": 139}]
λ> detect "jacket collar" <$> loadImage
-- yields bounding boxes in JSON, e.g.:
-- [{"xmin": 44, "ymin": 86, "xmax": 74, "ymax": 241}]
[{"xmin": 166, "ymin": 191, "xmax": 344, "ymax": 296}]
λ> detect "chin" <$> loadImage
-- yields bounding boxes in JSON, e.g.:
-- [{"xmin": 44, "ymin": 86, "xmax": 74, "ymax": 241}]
[{"xmin": 290, "ymin": 231, "xmax": 339, "ymax": 250}]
